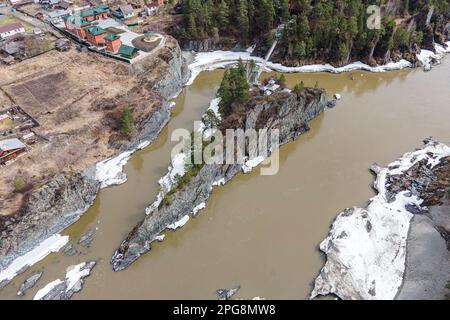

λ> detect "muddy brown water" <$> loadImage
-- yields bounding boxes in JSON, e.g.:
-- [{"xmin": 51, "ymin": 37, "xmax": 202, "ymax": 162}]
[{"xmin": 1, "ymin": 59, "xmax": 449, "ymax": 300}]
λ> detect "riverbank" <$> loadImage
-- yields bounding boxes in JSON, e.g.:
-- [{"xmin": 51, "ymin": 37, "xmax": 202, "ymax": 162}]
[
  {"xmin": 0, "ymin": 37, "xmax": 189, "ymax": 284},
  {"xmin": 186, "ymin": 41, "xmax": 450, "ymax": 85},
  {"xmin": 1, "ymin": 36, "xmax": 449, "ymax": 296},
  {"xmin": 312, "ymin": 139, "xmax": 450, "ymax": 300}
]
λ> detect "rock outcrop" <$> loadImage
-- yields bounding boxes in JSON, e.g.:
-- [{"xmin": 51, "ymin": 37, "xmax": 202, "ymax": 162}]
[
  {"xmin": 111, "ymin": 87, "xmax": 330, "ymax": 271},
  {"xmin": 33, "ymin": 261, "xmax": 96, "ymax": 300},
  {"xmin": 0, "ymin": 41, "xmax": 189, "ymax": 277},
  {"xmin": 17, "ymin": 271, "xmax": 43, "ymax": 296},
  {"xmin": 311, "ymin": 139, "xmax": 450, "ymax": 300},
  {"xmin": 0, "ymin": 174, "xmax": 99, "ymax": 272}
]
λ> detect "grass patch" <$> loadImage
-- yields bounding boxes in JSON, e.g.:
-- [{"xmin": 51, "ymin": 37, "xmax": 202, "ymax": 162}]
[{"xmin": 0, "ymin": 16, "xmax": 33, "ymax": 31}]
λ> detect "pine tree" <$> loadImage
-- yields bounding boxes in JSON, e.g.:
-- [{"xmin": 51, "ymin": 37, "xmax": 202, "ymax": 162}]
[
  {"xmin": 122, "ymin": 107, "xmax": 135, "ymax": 136},
  {"xmin": 217, "ymin": 0, "xmax": 229, "ymax": 31}
]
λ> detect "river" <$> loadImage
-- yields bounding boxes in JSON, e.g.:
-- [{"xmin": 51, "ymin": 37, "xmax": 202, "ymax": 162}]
[{"xmin": 1, "ymin": 58, "xmax": 449, "ymax": 300}]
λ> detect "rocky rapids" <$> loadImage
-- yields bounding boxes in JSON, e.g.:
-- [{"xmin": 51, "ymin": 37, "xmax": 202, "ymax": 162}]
[
  {"xmin": 0, "ymin": 42, "xmax": 190, "ymax": 275},
  {"xmin": 311, "ymin": 138, "xmax": 450, "ymax": 300},
  {"xmin": 111, "ymin": 86, "xmax": 333, "ymax": 271}
]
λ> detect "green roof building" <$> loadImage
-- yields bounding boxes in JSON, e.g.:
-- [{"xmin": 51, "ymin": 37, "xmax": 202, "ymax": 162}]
[
  {"xmin": 105, "ymin": 34, "xmax": 120, "ymax": 41},
  {"xmin": 80, "ymin": 4, "xmax": 110, "ymax": 19},
  {"xmin": 64, "ymin": 15, "xmax": 91, "ymax": 27},
  {"xmin": 85, "ymin": 26, "xmax": 107, "ymax": 36},
  {"xmin": 119, "ymin": 44, "xmax": 139, "ymax": 59}
]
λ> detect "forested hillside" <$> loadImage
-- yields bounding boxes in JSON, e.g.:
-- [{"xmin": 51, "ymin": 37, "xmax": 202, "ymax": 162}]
[{"xmin": 177, "ymin": 0, "xmax": 450, "ymax": 66}]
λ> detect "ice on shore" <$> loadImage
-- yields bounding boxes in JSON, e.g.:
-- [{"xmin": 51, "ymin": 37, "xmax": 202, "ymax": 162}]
[
  {"xmin": 192, "ymin": 202, "xmax": 206, "ymax": 216},
  {"xmin": 417, "ymin": 41, "xmax": 450, "ymax": 70},
  {"xmin": 0, "ymin": 234, "xmax": 68, "ymax": 284},
  {"xmin": 167, "ymin": 215, "xmax": 190, "ymax": 230},
  {"xmin": 95, "ymin": 151, "xmax": 132, "ymax": 188},
  {"xmin": 311, "ymin": 141, "xmax": 450, "ymax": 300},
  {"xmin": 187, "ymin": 41, "xmax": 450, "ymax": 85},
  {"xmin": 187, "ymin": 51, "xmax": 412, "ymax": 85}
]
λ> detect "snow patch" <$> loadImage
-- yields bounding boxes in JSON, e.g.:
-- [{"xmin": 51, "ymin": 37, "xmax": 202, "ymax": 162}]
[
  {"xmin": 65, "ymin": 262, "xmax": 92, "ymax": 292},
  {"xmin": 95, "ymin": 151, "xmax": 132, "ymax": 188},
  {"xmin": 158, "ymin": 153, "xmax": 187, "ymax": 192},
  {"xmin": 187, "ymin": 42, "xmax": 450, "ymax": 85},
  {"xmin": 0, "ymin": 234, "xmax": 68, "ymax": 284},
  {"xmin": 187, "ymin": 51, "xmax": 414, "ymax": 85},
  {"xmin": 192, "ymin": 202, "xmax": 206, "ymax": 216},
  {"xmin": 33, "ymin": 279, "xmax": 63, "ymax": 300},
  {"xmin": 167, "ymin": 215, "xmax": 190, "ymax": 230},
  {"xmin": 416, "ymin": 41, "xmax": 450, "ymax": 71},
  {"xmin": 311, "ymin": 141, "xmax": 450, "ymax": 300},
  {"xmin": 242, "ymin": 156, "xmax": 266, "ymax": 173}
]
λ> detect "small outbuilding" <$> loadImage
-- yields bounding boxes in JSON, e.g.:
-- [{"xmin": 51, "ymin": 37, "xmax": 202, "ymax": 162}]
[
  {"xmin": 0, "ymin": 138, "xmax": 27, "ymax": 164},
  {"xmin": 118, "ymin": 44, "xmax": 138, "ymax": 59}
]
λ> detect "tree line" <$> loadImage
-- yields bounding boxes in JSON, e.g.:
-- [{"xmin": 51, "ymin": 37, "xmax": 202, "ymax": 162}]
[{"xmin": 180, "ymin": 0, "xmax": 449, "ymax": 64}]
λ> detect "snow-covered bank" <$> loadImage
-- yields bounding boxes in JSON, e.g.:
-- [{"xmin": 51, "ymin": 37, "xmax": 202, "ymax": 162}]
[
  {"xmin": 417, "ymin": 41, "xmax": 450, "ymax": 70},
  {"xmin": 186, "ymin": 41, "xmax": 450, "ymax": 85},
  {"xmin": 0, "ymin": 234, "xmax": 68, "ymax": 284},
  {"xmin": 311, "ymin": 141, "xmax": 450, "ymax": 300}
]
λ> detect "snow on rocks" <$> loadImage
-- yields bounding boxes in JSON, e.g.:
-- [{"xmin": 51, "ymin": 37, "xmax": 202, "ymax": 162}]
[
  {"xmin": 95, "ymin": 151, "xmax": 132, "ymax": 188},
  {"xmin": 187, "ymin": 41, "xmax": 450, "ymax": 85},
  {"xmin": 33, "ymin": 261, "xmax": 96, "ymax": 300},
  {"xmin": 242, "ymin": 156, "xmax": 266, "ymax": 173},
  {"xmin": 187, "ymin": 51, "xmax": 413, "ymax": 85},
  {"xmin": 167, "ymin": 215, "xmax": 190, "ymax": 230},
  {"xmin": 416, "ymin": 41, "xmax": 450, "ymax": 71},
  {"xmin": 0, "ymin": 234, "xmax": 68, "ymax": 285},
  {"xmin": 33, "ymin": 279, "xmax": 63, "ymax": 300},
  {"xmin": 159, "ymin": 153, "xmax": 187, "ymax": 192},
  {"xmin": 192, "ymin": 202, "xmax": 206, "ymax": 216},
  {"xmin": 311, "ymin": 141, "xmax": 450, "ymax": 300}
]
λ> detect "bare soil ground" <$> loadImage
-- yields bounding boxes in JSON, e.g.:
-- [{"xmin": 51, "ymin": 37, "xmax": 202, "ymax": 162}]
[{"xmin": 0, "ymin": 37, "xmax": 179, "ymax": 216}]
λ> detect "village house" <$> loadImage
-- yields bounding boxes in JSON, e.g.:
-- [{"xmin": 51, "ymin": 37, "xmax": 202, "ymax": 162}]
[
  {"xmin": 44, "ymin": 9, "xmax": 69, "ymax": 24},
  {"xmin": 115, "ymin": 4, "xmax": 134, "ymax": 19},
  {"xmin": 56, "ymin": 0, "xmax": 72, "ymax": 11},
  {"xmin": 84, "ymin": 25, "xmax": 107, "ymax": 46},
  {"xmin": 104, "ymin": 33, "xmax": 121, "ymax": 53},
  {"xmin": 80, "ymin": 4, "xmax": 109, "ymax": 22},
  {"xmin": 0, "ymin": 23, "xmax": 25, "ymax": 39},
  {"xmin": 0, "ymin": 138, "xmax": 27, "ymax": 165},
  {"xmin": 144, "ymin": 0, "xmax": 164, "ymax": 16},
  {"xmin": 64, "ymin": 14, "xmax": 91, "ymax": 38}
]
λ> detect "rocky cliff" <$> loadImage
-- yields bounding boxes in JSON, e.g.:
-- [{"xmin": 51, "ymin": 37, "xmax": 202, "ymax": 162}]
[
  {"xmin": 111, "ymin": 86, "xmax": 331, "ymax": 271},
  {"xmin": 0, "ymin": 41, "xmax": 189, "ymax": 275}
]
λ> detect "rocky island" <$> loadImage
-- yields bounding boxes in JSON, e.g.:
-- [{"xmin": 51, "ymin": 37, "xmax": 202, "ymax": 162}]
[{"xmin": 111, "ymin": 63, "xmax": 334, "ymax": 271}]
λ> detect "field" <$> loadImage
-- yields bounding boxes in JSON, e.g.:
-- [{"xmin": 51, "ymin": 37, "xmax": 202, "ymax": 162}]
[
  {"xmin": 0, "ymin": 15, "xmax": 33, "ymax": 31},
  {"xmin": 0, "ymin": 37, "xmax": 177, "ymax": 216}
]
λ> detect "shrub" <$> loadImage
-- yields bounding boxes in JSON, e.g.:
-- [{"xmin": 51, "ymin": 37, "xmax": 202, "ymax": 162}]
[{"xmin": 13, "ymin": 176, "xmax": 26, "ymax": 191}]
